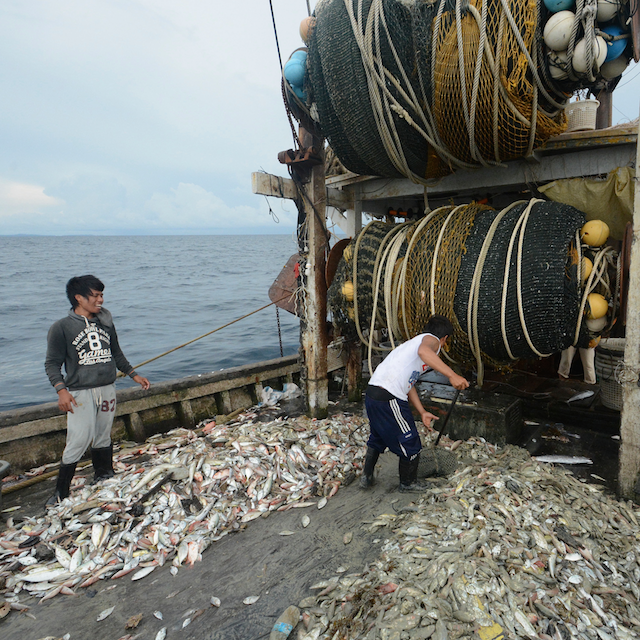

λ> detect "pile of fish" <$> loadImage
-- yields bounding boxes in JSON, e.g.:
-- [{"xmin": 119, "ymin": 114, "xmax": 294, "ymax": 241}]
[
  {"xmin": 0, "ymin": 410, "xmax": 368, "ymax": 603},
  {"xmin": 296, "ymin": 439, "xmax": 640, "ymax": 640}
]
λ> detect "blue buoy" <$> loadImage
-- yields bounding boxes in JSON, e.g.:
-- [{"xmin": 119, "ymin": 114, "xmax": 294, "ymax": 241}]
[
  {"xmin": 601, "ymin": 24, "xmax": 627, "ymax": 62},
  {"xmin": 543, "ymin": 0, "xmax": 574, "ymax": 12},
  {"xmin": 284, "ymin": 60, "xmax": 305, "ymax": 87},
  {"xmin": 293, "ymin": 86, "xmax": 307, "ymax": 102},
  {"xmin": 290, "ymin": 50, "xmax": 307, "ymax": 62}
]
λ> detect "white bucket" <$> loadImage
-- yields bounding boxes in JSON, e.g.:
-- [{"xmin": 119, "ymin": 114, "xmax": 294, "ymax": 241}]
[{"xmin": 565, "ymin": 99, "xmax": 599, "ymax": 132}]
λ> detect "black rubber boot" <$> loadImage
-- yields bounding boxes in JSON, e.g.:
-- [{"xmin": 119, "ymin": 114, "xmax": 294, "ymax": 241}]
[
  {"xmin": 92, "ymin": 444, "xmax": 115, "ymax": 483},
  {"xmin": 359, "ymin": 447, "xmax": 380, "ymax": 489},
  {"xmin": 45, "ymin": 462, "xmax": 77, "ymax": 507},
  {"xmin": 398, "ymin": 455, "xmax": 424, "ymax": 492}
]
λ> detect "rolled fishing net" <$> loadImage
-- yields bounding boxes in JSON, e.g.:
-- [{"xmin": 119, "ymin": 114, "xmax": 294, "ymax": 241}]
[
  {"xmin": 304, "ymin": 0, "xmax": 612, "ymax": 181},
  {"xmin": 327, "ymin": 199, "xmax": 594, "ymax": 381}
]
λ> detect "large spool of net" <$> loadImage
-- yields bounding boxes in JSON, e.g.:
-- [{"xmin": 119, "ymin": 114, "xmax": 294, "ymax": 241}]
[
  {"xmin": 307, "ymin": 0, "xmax": 430, "ymax": 178},
  {"xmin": 327, "ymin": 199, "xmax": 590, "ymax": 372},
  {"xmin": 306, "ymin": 0, "xmax": 567, "ymax": 180}
]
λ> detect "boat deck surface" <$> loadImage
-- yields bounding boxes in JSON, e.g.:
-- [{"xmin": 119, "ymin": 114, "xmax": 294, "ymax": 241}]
[{"xmin": 0, "ymin": 381, "xmax": 623, "ymax": 639}]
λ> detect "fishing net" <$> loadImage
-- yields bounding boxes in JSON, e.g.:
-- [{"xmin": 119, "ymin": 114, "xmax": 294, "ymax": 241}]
[
  {"xmin": 305, "ymin": 0, "xmax": 573, "ymax": 181},
  {"xmin": 327, "ymin": 199, "xmax": 592, "ymax": 380},
  {"xmin": 308, "ymin": 0, "xmax": 430, "ymax": 178},
  {"xmin": 419, "ymin": 448, "xmax": 459, "ymax": 476}
]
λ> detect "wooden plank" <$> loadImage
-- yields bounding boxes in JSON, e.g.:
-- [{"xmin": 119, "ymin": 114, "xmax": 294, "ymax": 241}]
[
  {"xmin": 251, "ymin": 171, "xmax": 352, "ymax": 209},
  {"xmin": 356, "ymin": 142, "xmax": 636, "ymax": 201},
  {"xmin": 252, "ymin": 172, "xmax": 297, "ymax": 200}
]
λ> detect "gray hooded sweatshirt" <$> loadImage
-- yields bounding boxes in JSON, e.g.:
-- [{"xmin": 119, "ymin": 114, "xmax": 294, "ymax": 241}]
[{"xmin": 45, "ymin": 307, "xmax": 137, "ymax": 393}]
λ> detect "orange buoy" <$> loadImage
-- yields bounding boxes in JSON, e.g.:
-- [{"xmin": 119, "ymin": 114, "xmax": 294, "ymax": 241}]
[
  {"xmin": 300, "ymin": 17, "xmax": 316, "ymax": 44},
  {"xmin": 586, "ymin": 293, "xmax": 608, "ymax": 319},
  {"xmin": 581, "ymin": 220, "xmax": 610, "ymax": 247},
  {"xmin": 581, "ymin": 256, "xmax": 593, "ymax": 281}
]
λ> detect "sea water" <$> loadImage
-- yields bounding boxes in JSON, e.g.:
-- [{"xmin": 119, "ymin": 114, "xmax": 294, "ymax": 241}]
[{"xmin": 0, "ymin": 235, "xmax": 301, "ymax": 412}]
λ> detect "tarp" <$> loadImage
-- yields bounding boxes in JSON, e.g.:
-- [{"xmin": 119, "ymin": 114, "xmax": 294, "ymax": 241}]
[{"xmin": 539, "ymin": 166, "xmax": 635, "ymax": 241}]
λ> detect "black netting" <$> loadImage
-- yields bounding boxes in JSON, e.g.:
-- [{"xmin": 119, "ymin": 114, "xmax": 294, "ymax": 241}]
[{"xmin": 310, "ymin": 0, "xmax": 429, "ymax": 178}]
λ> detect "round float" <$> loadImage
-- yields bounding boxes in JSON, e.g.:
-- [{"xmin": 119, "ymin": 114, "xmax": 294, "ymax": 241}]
[
  {"xmin": 581, "ymin": 220, "xmax": 610, "ymax": 246},
  {"xmin": 543, "ymin": 11, "xmax": 575, "ymax": 51},
  {"xmin": 586, "ymin": 293, "xmax": 608, "ymax": 319},
  {"xmin": 572, "ymin": 36, "xmax": 607, "ymax": 73}
]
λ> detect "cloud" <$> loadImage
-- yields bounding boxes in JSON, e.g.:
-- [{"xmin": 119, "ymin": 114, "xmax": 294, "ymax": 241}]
[
  {"xmin": 0, "ymin": 179, "xmax": 63, "ymax": 217},
  {"xmin": 141, "ymin": 182, "xmax": 297, "ymax": 232}
]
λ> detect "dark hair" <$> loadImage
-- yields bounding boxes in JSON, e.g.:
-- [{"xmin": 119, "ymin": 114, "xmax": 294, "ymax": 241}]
[
  {"xmin": 66, "ymin": 275, "xmax": 104, "ymax": 308},
  {"xmin": 424, "ymin": 315, "xmax": 453, "ymax": 339}
]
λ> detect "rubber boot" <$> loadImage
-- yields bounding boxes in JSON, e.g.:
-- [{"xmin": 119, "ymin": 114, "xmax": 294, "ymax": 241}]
[
  {"xmin": 92, "ymin": 444, "xmax": 115, "ymax": 483},
  {"xmin": 359, "ymin": 447, "xmax": 380, "ymax": 489},
  {"xmin": 398, "ymin": 455, "xmax": 424, "ymax": 492},
  {"xmin": 45, "ymin": 462, "xmax": 77, "ymax": 507}
]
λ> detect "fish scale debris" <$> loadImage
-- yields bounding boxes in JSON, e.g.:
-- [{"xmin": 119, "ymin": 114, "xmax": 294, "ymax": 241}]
[
  {"xmin": 296, "ymin": 438, "xmax": 640, "ymax": 640},
  {"xmin": 0, "ymin": 411, "xmax": 368, "ymax": 604}
]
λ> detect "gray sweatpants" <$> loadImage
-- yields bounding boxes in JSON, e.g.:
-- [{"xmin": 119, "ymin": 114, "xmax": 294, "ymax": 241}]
[{"xmin": 62, "ymin": 384, "xmax": 117, "ymax": 464}]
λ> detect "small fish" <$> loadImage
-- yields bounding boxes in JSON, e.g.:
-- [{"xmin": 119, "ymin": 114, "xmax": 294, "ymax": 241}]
[
  {"xmin": 302, "ymin": 515, "xmax": 310, "ymax": 528},
  {"xmin": 566, "ymin": 390, "xmax": 595, "ymax": 403},
  {"xmin": 154, "ymin": 610, "xmax": 163, "ymax": 620},
  {"xmin": 534, "ymin": 455, "xmax": 593, "ymax": 465},
  {"xmin": 155, "ymin": 628, "xmax": 167, "ymax": 640},
  {"xmin": 211, "ymin": 596, "xmax": 221, "ymax": 607},
  {"xmin": 132, "ymin": 565, "xmax": 156, "ymax": 581},
  {"xmin": 0, "ymin": 505, "xmax": 22, "ymax": 513},
  {"xmin": 97, "ymin": 605, "xmax": 115, "ymax": 621},
  {"xmin": 343, "ymin": 532, "xmax": 353, "ymax": 544},
  {"xmin": 317, "ymin": 497, "xmax": 327, "ymax": 509},
  {"xmin": 279, "ymin": 530, "xmax": 295, "ymax": 536},
  {"xmin": 243, "ymin": 596, "xmax": 260, "ymax": 605}
]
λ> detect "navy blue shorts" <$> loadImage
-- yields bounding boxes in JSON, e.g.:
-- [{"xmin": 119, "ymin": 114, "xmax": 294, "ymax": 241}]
[{"xmin": 365, "ymin": 394, "xmax": 422, "ymax": 460}]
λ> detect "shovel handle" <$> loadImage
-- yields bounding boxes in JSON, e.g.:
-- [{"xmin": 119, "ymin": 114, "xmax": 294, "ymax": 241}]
[{"xmin": 434, "ymin": 388, "xmax": 461, "ymax": 447}]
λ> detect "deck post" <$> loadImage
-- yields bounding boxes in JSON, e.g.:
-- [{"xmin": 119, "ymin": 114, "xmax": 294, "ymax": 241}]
[
  {"xmin": 618, "ymin": 119, "xmax": 640, "ymax": 499},
  {"xmin": 299, "ymin": 126, "xmax": 329, "ymax": 418},
  {"xmin": 346, "ymin": 340, "xmax": 363, "ymax": 402}
]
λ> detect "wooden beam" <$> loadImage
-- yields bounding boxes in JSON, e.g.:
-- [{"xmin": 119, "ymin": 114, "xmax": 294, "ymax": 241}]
[
  {"xmin": 298, "ymin": 128, "xmax": 329, "ymax": 419},
  {"xmin": 252, "ymin": 172, "xmax": 352, "ymax": 209},
  {"xmin": 618, "ymin": 120, "xmax": 640, "ymax": 499}
]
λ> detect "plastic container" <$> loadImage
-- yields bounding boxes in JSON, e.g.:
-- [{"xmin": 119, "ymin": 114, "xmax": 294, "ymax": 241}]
[
  {"xmin": 565, "ymin": 99, "xmax": 600, "ymax": 132},
  {"xmin": 595, "ymin": 337, "xmax": 625, "ymax": 410}
]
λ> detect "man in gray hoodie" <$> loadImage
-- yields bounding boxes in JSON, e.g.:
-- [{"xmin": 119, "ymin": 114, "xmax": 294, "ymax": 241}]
[{"xmin": 45, "ymin": 275, "xmax": 150, "ymax": 506}]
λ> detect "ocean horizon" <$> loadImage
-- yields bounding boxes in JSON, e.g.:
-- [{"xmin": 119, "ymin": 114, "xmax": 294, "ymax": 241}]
[{"xmin": 0, "ymin": 234, "xmax": 301, "ymax": 412}]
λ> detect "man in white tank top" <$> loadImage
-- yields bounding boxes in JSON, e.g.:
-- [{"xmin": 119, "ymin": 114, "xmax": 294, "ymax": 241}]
[{"xmin": 361, "ymin": 315, "xmax": 469, "ymax": 492}]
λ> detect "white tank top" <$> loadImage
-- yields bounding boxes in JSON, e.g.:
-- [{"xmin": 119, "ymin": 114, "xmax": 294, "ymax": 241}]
[{"xmin": 369, "ymin": 333, "xmax": 441, "ymax": 401}]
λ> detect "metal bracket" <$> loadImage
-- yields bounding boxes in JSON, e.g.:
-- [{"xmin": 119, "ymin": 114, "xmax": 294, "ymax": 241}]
[{"xmin": 278, "ymin": 146, "xmax": 323, "ymax": 170}]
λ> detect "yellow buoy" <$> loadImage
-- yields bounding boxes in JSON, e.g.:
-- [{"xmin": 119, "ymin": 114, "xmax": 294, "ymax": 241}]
[
  {"xmin": 586, "ymin": 293, "xmax": 608, "ymax": 319},
  {"xmin": 581, "ymin": 256, "xmax": 593, "ymax": 281},
  {"xmin": 300, "ymin": 17, "xmax": 316, "ymax": 44},
  {"xmin": 342, "ymin": 280, "xmax": 354, "ymax": 302},
  {"xmin": 581, "ymin": 220, "xmax": 610, "ymax": 247}
]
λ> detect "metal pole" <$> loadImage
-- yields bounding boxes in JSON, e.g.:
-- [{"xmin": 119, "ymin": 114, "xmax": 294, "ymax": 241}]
[{"xmin": 618, "ymin": 117, "xmax": 640, "ymax": 499}]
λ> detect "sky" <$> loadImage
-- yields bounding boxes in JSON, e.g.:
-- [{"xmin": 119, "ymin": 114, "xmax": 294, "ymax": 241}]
[{"xmin": 0, "ymin": 0, "xmax": 639, "ymax": 236}]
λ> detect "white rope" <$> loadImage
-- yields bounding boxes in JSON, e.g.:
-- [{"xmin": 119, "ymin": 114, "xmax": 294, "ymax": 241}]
[{"xmin": 499, "ymin": 200, "xmax": 534, "ymax": 361}]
